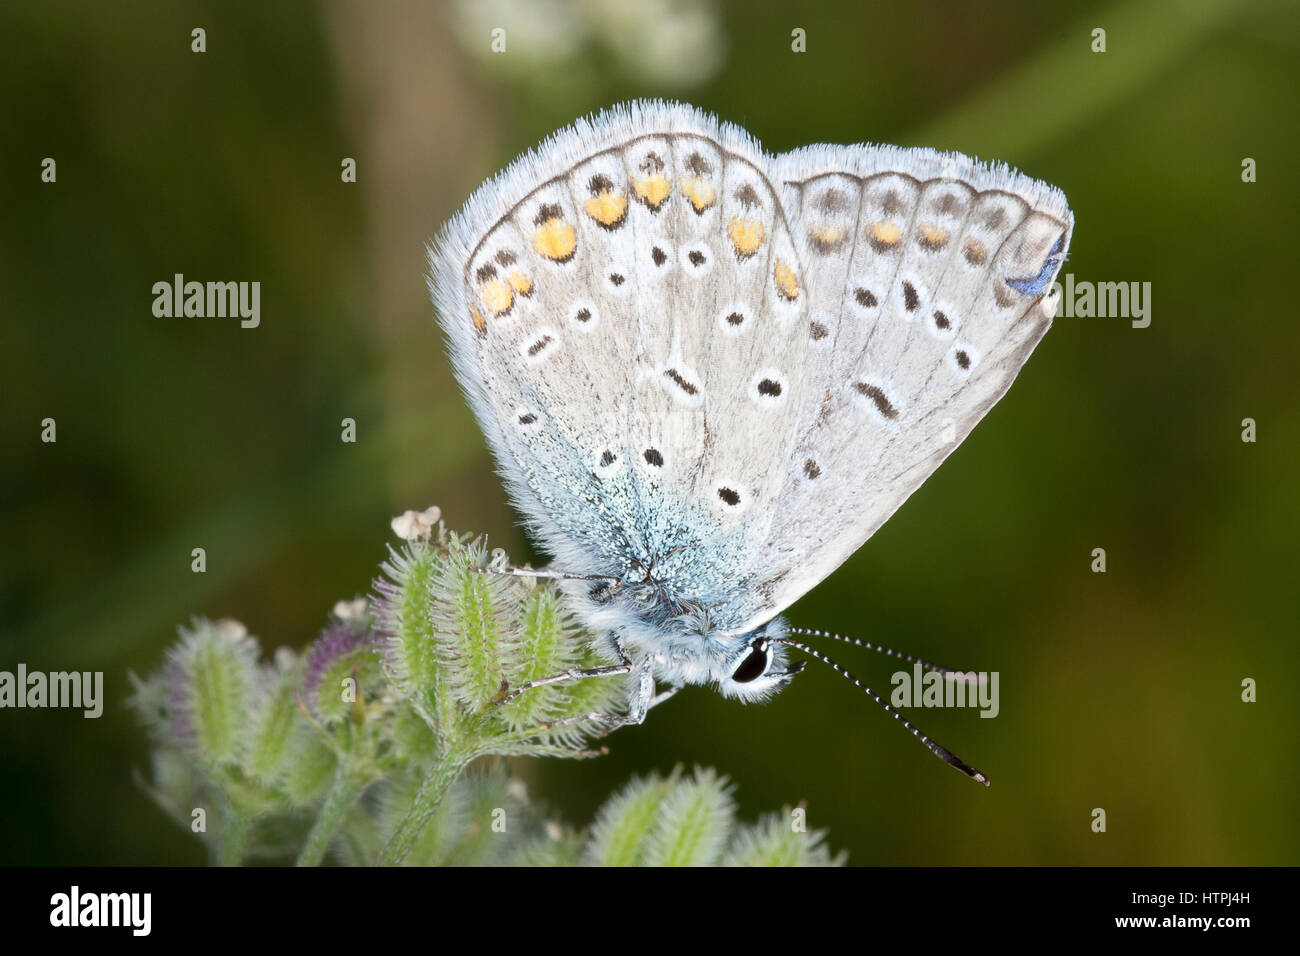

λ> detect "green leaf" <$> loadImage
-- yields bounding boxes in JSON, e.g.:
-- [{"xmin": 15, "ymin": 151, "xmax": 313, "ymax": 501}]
[
  {"xmin": 722, "ymin": 808, "xmax": 845, "ymax": 867},
  {"xmin": 642, "ymin": 767, "xmax": 735, "ymax": 867},
  {"xmin": 246, "ymin": 653, "xmax": 304, "ymax": 783},
  {"xmin": 430, "ymin": 539, "xmax": 519, "ymax": 710},
  {"xmin": 170, "ymin": 620, "xmax": 260, "ymax": 768},
  {"xmin": 585, "ymin": 770, "xmax": 677, "ymax": 866},
  {"xmin": 280, "ymin": 722, "xmax": 337, "ymax": 806},
  {"xmin": 499, "ymin": 585, "xmax": 577, "ymax": 727},
  {"xmin": 376, "ymin": 543, "xmax": 443, "ymax": 703}
]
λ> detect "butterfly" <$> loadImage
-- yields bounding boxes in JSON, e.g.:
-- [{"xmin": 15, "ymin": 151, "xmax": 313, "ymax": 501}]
[{"xmin": 430, "ymin": 101, "xmax": 1072, "ymax": 783}]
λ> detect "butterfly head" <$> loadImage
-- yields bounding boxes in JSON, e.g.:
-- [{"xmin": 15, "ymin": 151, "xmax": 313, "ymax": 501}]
[
  {"xmin": 565, "ymin": 564, "xmax": 803, "ymax": 701},
  {"xmin": 715, "ymin": 620, "xmax": 805, "ymax": 703}
]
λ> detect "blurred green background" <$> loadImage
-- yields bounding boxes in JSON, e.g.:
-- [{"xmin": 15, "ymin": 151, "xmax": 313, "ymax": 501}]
[{"xmin": 2, "ymin": 0, "xmax": 1296, "ymax": 865}]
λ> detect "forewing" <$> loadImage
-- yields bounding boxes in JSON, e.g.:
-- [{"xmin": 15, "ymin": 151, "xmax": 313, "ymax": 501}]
[
  {"xmin": 431, "ymin": 103, "xmax": 814, "ymax": 618},
  {"xmin": 724, "ymin": 144, "xmax": 1073, "ymax": 633}
]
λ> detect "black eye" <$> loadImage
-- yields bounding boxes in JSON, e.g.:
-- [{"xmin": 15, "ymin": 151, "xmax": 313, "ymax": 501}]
[{"xmin": 732, "ymin": 642, "xmax": 769, "ymax": 684}]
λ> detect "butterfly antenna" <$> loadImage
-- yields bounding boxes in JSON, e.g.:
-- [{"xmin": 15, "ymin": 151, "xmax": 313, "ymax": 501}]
[
  {"xmin": 788, "ymin": 627, "xmax": 984, "ymax": 684},
  {"xmin": 771, "ymin": 637, "xmax": 990, "ymax": 787}
]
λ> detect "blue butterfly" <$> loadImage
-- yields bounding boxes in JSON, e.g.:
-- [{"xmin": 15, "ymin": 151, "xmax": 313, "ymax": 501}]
[{"xmin": 431, "ymin": 102, "xmax": 1072, "ymax": 784}]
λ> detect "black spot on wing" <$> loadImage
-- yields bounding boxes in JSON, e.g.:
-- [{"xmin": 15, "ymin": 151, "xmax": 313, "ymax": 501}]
[{"xmin": 853, "ymin": 382, "xmax": 899, "ymax": 419}]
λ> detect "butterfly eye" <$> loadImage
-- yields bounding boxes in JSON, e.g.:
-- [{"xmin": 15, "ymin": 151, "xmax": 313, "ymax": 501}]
[{"xmin": 731, "ymin": 641, "xmax": 769, "ymax": 684}]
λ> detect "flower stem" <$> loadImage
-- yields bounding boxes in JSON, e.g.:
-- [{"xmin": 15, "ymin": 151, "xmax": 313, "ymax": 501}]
[
  {"xmin": 297, "ymin": 767, "xmax": 368, "ymax": 866},
  {"xmin": 217, "ymin": 810, "xmax": 251, "ymax": 866},
  {"xmin": 379, "ymin": 746, "xmax": 475, "ymax": 865}
]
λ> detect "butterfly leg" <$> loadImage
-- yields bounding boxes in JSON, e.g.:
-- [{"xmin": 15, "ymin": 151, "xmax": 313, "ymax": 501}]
[
  {"xmin": 498, "ymin": 660, "xmax": 632, "ymax": 706},
  {"xmin": 583, "ymin": 679, "xmax": 682, "ymax": 738},
  {"xmin": 497, "ymin": 632, "xmax": 635, "ymax": 707},
  {"xmin": 526, "ymin": 650, "xmax": 679, "ymax": 736},
  {"xmin": 647, "ymin": 684, "xmax": 681, "ymax": 711},
  {"xmin": 623, "ymin": 674, "xmax": 681, "ymax": 721},
  {"xmin": 475, "ymin": 564, "xmax": 621, "ymax": 585}
]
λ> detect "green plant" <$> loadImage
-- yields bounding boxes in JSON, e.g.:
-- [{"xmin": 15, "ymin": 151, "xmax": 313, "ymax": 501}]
[{"xmin": 129, "ymin": 509, "xmax": 842, "ymax": 866}]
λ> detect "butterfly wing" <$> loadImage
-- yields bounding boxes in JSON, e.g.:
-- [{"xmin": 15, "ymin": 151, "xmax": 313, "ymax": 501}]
[
  {"xmin": 722, "ymin": 144, "xmax": 1073, "ymax": 634},
  {"xmin": 431, "ymin": 103, "xmax": 815, "ymax": 624},
  {"xmin": 432, "ymin": 103, "xmax": 1071, "ymax": 638}
]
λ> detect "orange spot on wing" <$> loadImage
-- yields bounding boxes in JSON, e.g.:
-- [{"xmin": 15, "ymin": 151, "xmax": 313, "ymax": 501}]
[
  {"xmin": 773, "ymin": 259, "xmax": 800, "ymax": 301},
  {"xmin": 727, "ymin": 216, "xmax": 766, "ymax": 258},
  {"xmin": 631, "ymin": 174, "xmax": 671, "ymax": 209},
  {"xmin": 680, "ymin": 176, "xmax": 716, "ymax": 212},
  {"xmin": 963, "ymin": 238, "xmax": 988, "ymax": 265},
  {"xmin": 584, "ymin": 190, "xmax": 628, "ymax": 227},
  {"xmin": 917, "ymin": 223, "xmax": 949, "ymax": 249},
  {"xmin": 810, "ymin": 224, "xmax": 847, "ymax": 243},
  {"xmin": 479, "ymin": 279, "xmax": 514, "ymax": 316},
  {"xmin": 870, "ymin": 220, "xmax": 902, "ymax": 245},
  {"xmin": 532, "ymin": 218, "xmax": 577, "ymax": 262}
]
